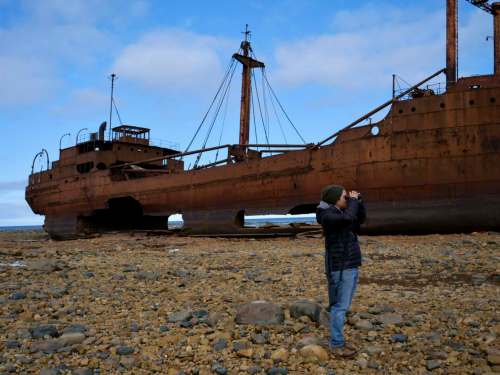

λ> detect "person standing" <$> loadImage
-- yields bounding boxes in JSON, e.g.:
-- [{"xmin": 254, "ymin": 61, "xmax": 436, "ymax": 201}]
[{"xmin": 316, "ymin": 184, "xmax": 366, "ymax": 357}]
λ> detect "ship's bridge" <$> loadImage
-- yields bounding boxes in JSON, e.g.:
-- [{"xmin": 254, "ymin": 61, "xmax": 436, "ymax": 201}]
[{"xmin": 112, "ymin": 125, "xmax": 150, "ymax": 145}]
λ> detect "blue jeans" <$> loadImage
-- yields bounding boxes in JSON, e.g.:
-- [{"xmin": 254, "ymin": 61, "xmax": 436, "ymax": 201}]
[{"xmin": 327, "ymin": 267, "xmax": 358, "ymax": 348}]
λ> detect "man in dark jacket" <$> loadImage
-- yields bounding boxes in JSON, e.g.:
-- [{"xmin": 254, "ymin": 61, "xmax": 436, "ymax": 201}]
[{"xmin": 316, "ymin": 184, "xmax": 366, "ymax": 357}]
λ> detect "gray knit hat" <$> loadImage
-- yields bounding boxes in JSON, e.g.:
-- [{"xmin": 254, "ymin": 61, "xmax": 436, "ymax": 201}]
[{"xmin": 321, "ymin": 184, "xmax": 345, "ymax": 204}]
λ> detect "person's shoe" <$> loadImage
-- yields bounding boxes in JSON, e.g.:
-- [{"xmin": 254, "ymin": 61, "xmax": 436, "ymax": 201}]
[
  {"xmin": 330, "ymin": 345, "xmax": 358, "ymax": 358},
  {"xmin": 344, "ymin": 342, "xmax": 358, "ymax": 351}
]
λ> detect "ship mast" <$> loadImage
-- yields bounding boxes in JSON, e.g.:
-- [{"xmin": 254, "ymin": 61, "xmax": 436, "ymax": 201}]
[{"xmin": 233, "ymin": 25, "xmax": 265, "ymax": 146}]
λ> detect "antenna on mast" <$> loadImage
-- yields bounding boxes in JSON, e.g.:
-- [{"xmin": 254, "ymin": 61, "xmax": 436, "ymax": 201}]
[{"xmin": 108, "ymin": 73, "xmax": 117, "ymax": 140}]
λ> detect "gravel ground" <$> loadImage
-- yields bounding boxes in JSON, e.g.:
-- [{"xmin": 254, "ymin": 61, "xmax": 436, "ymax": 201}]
[{"xmin": 0, "ymin": 230, "xmax": 498, "ymax": 374}]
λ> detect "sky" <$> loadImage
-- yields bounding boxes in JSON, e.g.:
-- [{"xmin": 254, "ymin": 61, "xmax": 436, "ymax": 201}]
[{"xmin": 0, "ymin": 0, "xmax": 493, "ymax": 226}]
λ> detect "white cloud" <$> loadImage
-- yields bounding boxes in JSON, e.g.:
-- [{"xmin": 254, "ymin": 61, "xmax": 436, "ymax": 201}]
[
  {"xmin": 271, "ymin": 4, "xmax": 490, "ymax": 90},
  {"xmin": 0, "ymin": 0, "xmax": 148, "ymax": 108},
  {"xmin": 51, "ymin": 88, "xmax": 109, "ymax": 119},
  {"xmin": 113, "ymin": 29, "xmax": 232, "ymax": 91}
]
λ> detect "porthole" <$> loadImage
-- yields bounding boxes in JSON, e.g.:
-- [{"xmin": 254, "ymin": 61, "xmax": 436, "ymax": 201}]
[
  {"xmin": 371, "ymin": 126, "xmax": 380, "ymax": 136},
  {"xmin": 440, "ymin": 103, "xmax": 445, "ymax": 109},
  {"xmin": 469, "ymin": 100, "xmax": 475, "ymax": 105},
  {"xmin": 130, "ymin": 148, "xmax": 134, "ymax": 151},
  {"xmin": 398, "ymin": 109, "xmax": 403, "ymax": 114},
  {"xmin": 117, "ymin": 146, "xmax": 121, "ymax": 150},
  {"xmin": 411, "ymin": 107, "xmax": 416, "ymax": 112},
  {"xmin": 490, "ymin": 97, "xmax": 496, "ymax": 103}
]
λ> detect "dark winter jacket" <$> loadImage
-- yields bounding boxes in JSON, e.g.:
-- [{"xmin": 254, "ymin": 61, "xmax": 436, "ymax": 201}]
[{"xmin": 316, "ymin": 198, "xmax": 366, "ymax": 274}]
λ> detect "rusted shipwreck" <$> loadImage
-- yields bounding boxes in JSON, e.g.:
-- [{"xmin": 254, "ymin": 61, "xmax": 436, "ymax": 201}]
[{"xmin": 26, "ymin": 0, "xmax": 500, "ymax": 239}]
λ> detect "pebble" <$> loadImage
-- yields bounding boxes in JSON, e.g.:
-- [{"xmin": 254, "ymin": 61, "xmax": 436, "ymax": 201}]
[
  {"xmin": 9, "ymin": 291, "xmax": 27, "ymax": 300},
  {"xmin": 392, "ymin": 333, "xmax": 408, "ymax": 343},
  {"xmin": 235, "ymin": 301, "xmax": 284, "ymax": 325},
  {"xmin": 426, "ymin": 359, "xmax": 441, "ymax": 370},
  {"xmin": 299, "ymin": 344, "xmax": 329, "ymax": 362},
  {"xmin": 116, "ymin": 346, "xmax": 134, "ymax": 355},
  {"xmin": 355, "ymin": 319, "xmax": 373, "ymax": 330}
]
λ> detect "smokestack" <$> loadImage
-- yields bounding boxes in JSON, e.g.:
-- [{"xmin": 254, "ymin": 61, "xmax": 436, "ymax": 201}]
[
  {"xmin": 98, "ymin": 121, "xmax": 107, "ymax": 141},
  {"xmin": 493, "ymin": 3, "xmax": 500, "ymax": 75},
  {"xmin": 446, "ymin": 0, "xmax": 457, "ymax": 87}
]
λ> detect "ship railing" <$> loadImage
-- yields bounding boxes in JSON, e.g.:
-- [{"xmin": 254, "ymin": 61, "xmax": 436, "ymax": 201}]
[
  {"xmin": 394, "ymin": 81, "xmax": 446, "ymax": 100},
  {"xmin": 111, "ymin": 143, "xmax": 312, "ymax": 172},
  {"xmin": 149, "ymin": 138, "xmax": 181, "ymax": 151}
]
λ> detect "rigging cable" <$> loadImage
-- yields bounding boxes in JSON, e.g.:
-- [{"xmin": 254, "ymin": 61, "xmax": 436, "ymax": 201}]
[
  {"xmin": 214, "ymin": 63, "xmax": 235, "ymax": 162},
  {"xmin": 112, "ymin": 98, "xmax": 123, "ymax": 125},
  {"xmin": 184, "ymin": 58, "xmax": 236, "ymax": 154},
  {"xmin": 250, "ymin": 85, "xmax": 259, "ymax": 146},
  {"xmin": 251, "ymin": 69, "xmax": 270, "ymax": 146},
  {"xmin": 194, "ymin": 61, "xmax": 238, "ymax": 168},
  {"xmin": 263, "ymin": 71, "xmax": 306, "ymax": 143}
]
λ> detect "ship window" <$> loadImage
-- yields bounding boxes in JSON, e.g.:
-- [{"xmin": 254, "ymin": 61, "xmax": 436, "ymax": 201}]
[
  {"xmin": 491, "ymin": 97, "xmax": 496, "ymax": 103},
  {"xmin": 398, "ymin": 109, "xmax": 403, "ymax": 114},
  {"xmin": 130, "ymin": 148, "xmax": 134, "ymax": 151},
  {"xmin": 440, "ymin": 103, "xmax": 445, "ymax": 109},
  {"xmin": 49, "ymin": 174, "xmax": 53, "ymax": 179},
  {"xmin": 411, "ymin": 107, "xmax": 416, "ymax": 112},
  {"xmin": 117, "ymin": 147, "xmax": 121, "ymax": 150},
  {"xmin": 469, "ymin": 100, "xmax": 475, "ymax": 105},
  {"xmin": 156, "ymin": 152, "xmax": 160, "ymax": 156},
  {"xmin": 96, "ymin": 162, "xmax": 107, "ymax": 170},
  {"xmin": 76, "ymin": 161, "xmax": 94, "ymax": 174},
  {"xmin": 371, "ymin": 126, "xmax": 380, "ymax": 136}
]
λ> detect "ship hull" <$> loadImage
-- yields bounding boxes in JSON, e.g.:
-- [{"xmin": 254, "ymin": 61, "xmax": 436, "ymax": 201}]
[{"xmin": 26, "ymin": 83, "xmax": 500, "ymax": 238}]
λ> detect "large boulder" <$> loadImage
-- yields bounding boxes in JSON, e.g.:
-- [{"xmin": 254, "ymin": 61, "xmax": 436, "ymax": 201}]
[
  {"xmin": 290, "ymin": 300, "xmax": 329, "ymax": 327},
  {"xmin": 235, "ymin": 301, "xmax": 284, "ymax": 326}
]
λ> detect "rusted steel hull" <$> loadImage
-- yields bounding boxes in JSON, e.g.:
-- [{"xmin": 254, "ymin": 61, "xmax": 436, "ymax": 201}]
[{"xmin": 26, "ymin": 81, "xmax": 500, "ymax": 239}]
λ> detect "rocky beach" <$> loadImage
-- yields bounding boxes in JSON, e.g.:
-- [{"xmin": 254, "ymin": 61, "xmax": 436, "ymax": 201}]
[{"xmin": 0, "ymin": 229, "xmax": 499, "ymax": 374}]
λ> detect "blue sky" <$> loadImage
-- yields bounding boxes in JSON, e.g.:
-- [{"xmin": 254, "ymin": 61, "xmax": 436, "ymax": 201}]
[{"xmin": 0, "ymin": 0, "xmax": 493, "ymax": 226}]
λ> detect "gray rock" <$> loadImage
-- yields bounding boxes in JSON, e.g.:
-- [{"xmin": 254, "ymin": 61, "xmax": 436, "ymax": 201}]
[
  {"xmin": 116, "ymin": 346, "xmax": 134, "ymax": 355},
  {"xmin": 267, "ymin": 368, "xmax": 288, "ymax": 375},
  {"xmin": 368, "ymin": 304, "xmax": 395, "ymax": 315},
  {"xmin": 426, "ymin": 360, "xmax": 441, "ymax": 370},
  {"xmin": 72, "ymin": 368, "xmax": 93, "ymax": 375},
  {"xmin": 296, "ymin": 335, "xmax": 326, "ymax": 349},
  {"xmin": 289, "ymin": 300, "xmax": 321, "ymax": 323},
  {"xmin": 9, "ymin": 291, "xmax": 27, "ymax": 300},
  {"xmin": 168, "ymin": 309, "xmax": 192, "ymax": 323},
  {"xmin": 112, "ymin": 274, "xmax": 126, "ymax": 280},
  {"xmin": 62, "ymin": 324, "xmax": 88, "ymax": 334},
  {"xmin": 376, "ymin": 313, "xmax": 403, "ymax": 325},
  {"xmin": 5, "ymin": 340, "xmax": 21, "ymax": 349},
  {"xmin": 392, "ymin": 333, "xmax": 408, "ymax": 343},
  {"xmin": 364, "ymin": 345, "xmax": 384, "ymax": 355},
  {"xmin": 31, "ymin": 339, "xmax": 65, "ymax": 354},
  {"xmin": 355, "ymin": 320, "xmax": 374, "ymax": 331},
  {"xmin": 235, "ymin": 301, "xmax": 284, "ymax": 326},
  {"xmin": 82, "ymin": 271, "xmax": 94, "ymax": 278},
  {"xmin": 212, "ymin": 362, "xmax": 228, "ymax": 375},
  {"xmin": 213, "ymin": 338, "xmax": 228, "ymax": 351},
  {"xmin": 58, "ymin": 332, "xmax": 86, "ymax": 346},
  {"xmin": 27, "ymin": 259, "xmax": 66, "ymax": 272},
  {"xmin": 135, "ymin": 271, "xmax": 160, "ymax": 281},
  {"xmin": 232, "ymin": 340, "xmax": 249, "ymax": 352},
  {"xmin": 16, "ymin": 328, "xmax": 32, "ymax": 339},
  {"xmin": 122, "ymin": 265, "xmax": 138, "ymax": 272},
  {"xmin": 251, "ymin": 333, "xmax": 268, "ymax": 344},
  {"xmin": 31, "ymin": 324, "xmax": 58, "ymax": 339}
]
